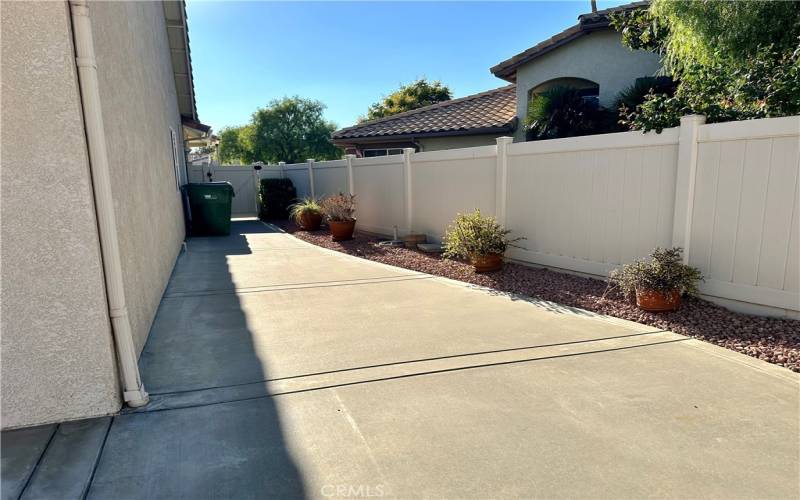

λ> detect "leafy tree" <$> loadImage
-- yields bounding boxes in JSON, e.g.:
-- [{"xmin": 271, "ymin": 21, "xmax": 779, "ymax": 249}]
[
  {"xmin": 650, "ymin": 0, "xmax": 799, "ymax": 74},
  {"xmin": 610, "ymin": 1, "xmax": 800, "ymax": 131},
  {"xmin": 524, "ymin": 86, "xmax": 618, "ymax": 140},
  {"xmin": 219, "ymin": 98, "xmax": 341, "ymax": 164},
  {"xmin": 217, "ymin": 125, "xmax": 255, "ymax": 164},
  {"xmin": 249, "ymin": 97, "xmax": 341, "ymax": 164},
  {"xmin": 362, "ymin": 78, "xmax": 452, "ymax": 122},
  {"xmin": 610, "ymin": 7, "xmax": 668, "ymax": 54}
]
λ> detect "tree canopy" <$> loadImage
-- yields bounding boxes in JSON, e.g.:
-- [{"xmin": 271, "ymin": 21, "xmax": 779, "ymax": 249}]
[
  {"xmin": 218, "ymin": 97, "xmax": 341, "ymax": 164},
  {"xmin": 361, "ymin": 78, "xmax": 452, "ymax": 122},
  {"xmin": 217, "ymin": 125, "xmax": 255, "ymax": 164},
  {"xmin": 610, "ymin": 0, "xmax": 800, "ymax": 131}
]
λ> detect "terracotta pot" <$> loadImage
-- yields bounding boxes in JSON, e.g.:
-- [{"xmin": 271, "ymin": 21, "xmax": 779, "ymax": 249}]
[
  {"xmin": 470, "ymin": 253, "xmax": 503, "ymax": 273},
  {"xmin": 329, "ymin": 219, "xmax": 356, "ymax": 241},
  {"xmin": 297, "ymin": 211, "xmax": 322, "ymax": 231},
  {"xmin": 636, "ymin": 288, "xmax": 681, "ymax": 312}
]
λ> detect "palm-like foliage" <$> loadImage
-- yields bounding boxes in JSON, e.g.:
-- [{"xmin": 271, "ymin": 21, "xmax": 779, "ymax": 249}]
[{"xmin": 524, "ymin": 86, "xmax": 616, "ymax": 140}]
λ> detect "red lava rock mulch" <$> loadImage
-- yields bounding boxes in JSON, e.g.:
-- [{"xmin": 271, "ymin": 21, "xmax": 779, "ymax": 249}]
[{"xmin": 271, "ymin": 219, "xmax": 800, "ymax": 373}]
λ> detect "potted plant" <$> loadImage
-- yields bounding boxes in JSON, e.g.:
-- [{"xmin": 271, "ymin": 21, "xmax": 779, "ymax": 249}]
[
  {"xmin": 321, "ymin": 193, "xmax": 356, "ymax": 241},
  {"xmin": 288, "ymin": 197, "xmax": 323, "ymax": 231},
  {"xmin": 608, "ymin": 247, "xmax": 703, "ymax": 312},
  {"xmin": 442, "ymin": 209, "xmax": 522, "ymax": 273}
]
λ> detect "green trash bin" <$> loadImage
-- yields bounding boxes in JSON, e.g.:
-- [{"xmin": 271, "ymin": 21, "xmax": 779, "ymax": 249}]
[{"xmin": 186, "ymin": 182, "xmax": 235, "ymax": 236}]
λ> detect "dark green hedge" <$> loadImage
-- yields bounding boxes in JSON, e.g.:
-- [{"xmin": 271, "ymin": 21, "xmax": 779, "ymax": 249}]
[{"xmin": 259, "ymin": 178, "xmax": 297, "ymax": 220}]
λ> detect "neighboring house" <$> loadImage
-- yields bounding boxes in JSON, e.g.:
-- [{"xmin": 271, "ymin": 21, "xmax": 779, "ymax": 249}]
[
  {"xmin": 1, "ymin": 0, "xmax": 209, "ymax": 429},
  {"xmin": 490, "ymin": 1, "xmax": 661, "ymax": 141},
  {"xmin": 332, "ymin": 1, "xmax": 660, "ymax": 153},
  {"xmin": 189, "ymin": 154, "xmax": 213, "ymax": 166},
  {"xmin": 331, "ymin": 85, "xmax": 517, "ymax": 156}
]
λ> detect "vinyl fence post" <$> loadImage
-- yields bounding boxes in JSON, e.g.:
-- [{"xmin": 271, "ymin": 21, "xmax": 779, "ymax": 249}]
[
  {"xmin": 403, "ymin": 148, "xmax": 415, "ymax": 234},
  {"xmin": 278, "ymin": 161, "xmax": 285, "ymax": 179},
  {"xmin": 306, "ymin": 159, "xmax": 316, "ymax": 198},
  {"xmin": 345, "ymin": 154, "xmax": 355, "ymax": 196},
  {"xmin": 495, "ymin": 136, "xmax": 513, "ymax": 226},
  {"xmin": 672, "ymin": 115, "xmax": 706, "ymax": 263},
  {"xmin": 252, "ymin": 163, "xmax": 261, "ymax": 215}
]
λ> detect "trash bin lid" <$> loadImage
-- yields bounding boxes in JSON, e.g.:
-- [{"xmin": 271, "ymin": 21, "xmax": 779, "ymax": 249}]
[{"xmin": 186, "ymin": 181, "xmax": 235, "ymax": 197}]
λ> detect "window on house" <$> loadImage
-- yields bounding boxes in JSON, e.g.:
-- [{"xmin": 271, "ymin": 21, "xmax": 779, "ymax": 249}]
[
  {"xmin": 529, "ymin": 77, "xmax": 601, "ymax": 108},
  {"xmin": 362, "ymin": 148, "xmax": 404, "ymax": 158},
  {"xmin": 576, "ymin": 87, "xmax": 600, "ymax": 107}
]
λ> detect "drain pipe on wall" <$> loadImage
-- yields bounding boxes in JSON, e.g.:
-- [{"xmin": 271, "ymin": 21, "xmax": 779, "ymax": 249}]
[{"xmin": 69, "ymin": 0, "xmax": 148, "ymax": 407}]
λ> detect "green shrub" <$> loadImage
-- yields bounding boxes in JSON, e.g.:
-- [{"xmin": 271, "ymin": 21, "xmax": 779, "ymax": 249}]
[
  {"xmin": 259, "ymin": 178, "xmax": 296, "ymax": 219},
  {"xmin": 608, "ymin": 247, "xmax": 703, "ymax": 299},
  {"xmin": 442, "ymin": 209, "xmax": 522, "ymax": 259}
]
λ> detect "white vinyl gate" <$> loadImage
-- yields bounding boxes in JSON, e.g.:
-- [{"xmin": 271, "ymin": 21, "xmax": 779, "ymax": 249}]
[{"xmin": 187, "ymin": 164, "xmax": 259, "ymax": 217}]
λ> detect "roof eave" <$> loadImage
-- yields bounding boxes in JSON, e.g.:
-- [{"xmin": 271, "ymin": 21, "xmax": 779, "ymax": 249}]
[
  {"xmin": 490, "ymin": 23, "xmax": 609, "ymax": 81},
  {"xmin": 164, "ymin": 1, "xmax": 198, "ymax": 121}
]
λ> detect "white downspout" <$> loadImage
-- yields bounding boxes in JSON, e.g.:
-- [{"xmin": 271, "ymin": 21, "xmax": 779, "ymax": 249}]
[{"xmin": 69, "ymin": 0, "xmax": 148, "ymax": 407}]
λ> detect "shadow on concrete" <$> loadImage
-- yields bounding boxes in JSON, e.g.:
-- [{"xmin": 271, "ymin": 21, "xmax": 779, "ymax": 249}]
[{"xmin": 85, "ymin": 221, "xmax": 307, "ymax": 499}]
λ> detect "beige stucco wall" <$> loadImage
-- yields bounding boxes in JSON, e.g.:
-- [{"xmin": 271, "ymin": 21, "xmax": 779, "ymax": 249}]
[
  {"xmin": 90, "ymin": 1, "xmax": 187, "ymax": 354},
  {"xmin": 512, "ymin": 30, "xmax": 661, "ymax": 141},
  {"xmin": 418, "ymin": 133, "xmax": 505, "ymax": 152},
  {"xmin": 1, "ymin": 1, "xmax": 121, "ymax": 429}
]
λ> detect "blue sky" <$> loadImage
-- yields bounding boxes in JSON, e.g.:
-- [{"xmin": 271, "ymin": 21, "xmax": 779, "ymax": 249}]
[{"xmin": 186, "ymin": 1, "xmax": 630, "ymax": 133}]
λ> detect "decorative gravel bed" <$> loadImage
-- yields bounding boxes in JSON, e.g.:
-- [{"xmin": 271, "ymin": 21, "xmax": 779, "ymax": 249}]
[{"xmin": 272, "ymin": 220, "xmax": 800, "ymax": 373}]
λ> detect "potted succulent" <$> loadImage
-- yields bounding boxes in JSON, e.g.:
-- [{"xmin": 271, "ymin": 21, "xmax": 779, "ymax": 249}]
[
  {"xmin": 321, "ymin": 193, "xmax": 356, "ymax": 241},
  {"xmin": 608, "ymin": 247, "xmax": 703, "ymax": 312},
  {"xmin": 288, "ymin": 197, "xmax": 323, "ymax": 231},
  {"xmin": 442, "ymin": 209, "xmax": 522, "ymax": 273}
]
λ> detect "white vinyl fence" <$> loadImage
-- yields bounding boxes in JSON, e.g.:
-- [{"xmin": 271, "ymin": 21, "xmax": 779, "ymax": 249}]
[
  {"xmin": 188, "ymin": 164, "xmax": 260, "ymax": 216},
  {"xmin": 244, "ymin": 115, "xmax": 800, "ymax": 317}
]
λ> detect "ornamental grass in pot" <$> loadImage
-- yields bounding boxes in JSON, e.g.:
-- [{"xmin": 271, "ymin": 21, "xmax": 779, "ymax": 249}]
[
  {"xmin": 321, "ymin": 193, "xmax": 356, "ymax": 241},
  {"xmin": 289, "ymin": 197, "xmax": 323, "ymax": 231},
  {"xmin": 608, "ymin": 247, "xmax": 703, "ymax": 312},
  {"xmin": 442, "ymin": 209, "xmax": 522, "ymax": 273}
]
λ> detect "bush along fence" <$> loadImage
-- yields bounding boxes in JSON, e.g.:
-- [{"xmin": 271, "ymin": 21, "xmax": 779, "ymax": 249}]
[{"xmin": 262, "ymin": 114, "xmax": 798, "ymax": 318}]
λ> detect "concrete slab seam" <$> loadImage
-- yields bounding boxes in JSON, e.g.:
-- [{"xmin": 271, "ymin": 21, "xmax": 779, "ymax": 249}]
[
  {"xmin": 126, "ymin": 338, "xmax": 690, "ymax": 416},
  {"xmin": 162, "ymin": 274, "xmax": 431, "ymax": 299},
  {"xmin": 80, "ymin": 416, "xmax": 114, "ymax": 500},
  {"xmin": 15, "ymin": 424, "xmax": 58, "ymax": 500},
  {"xmin": 143, "ymin": 329, "xmax": 671, "ymax": 398}
]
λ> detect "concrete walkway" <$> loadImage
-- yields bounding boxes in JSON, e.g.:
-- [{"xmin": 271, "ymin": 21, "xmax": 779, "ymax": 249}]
[{"xmin": 3, "ymin": 220, "xmax": 798, "ymax": 499}]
